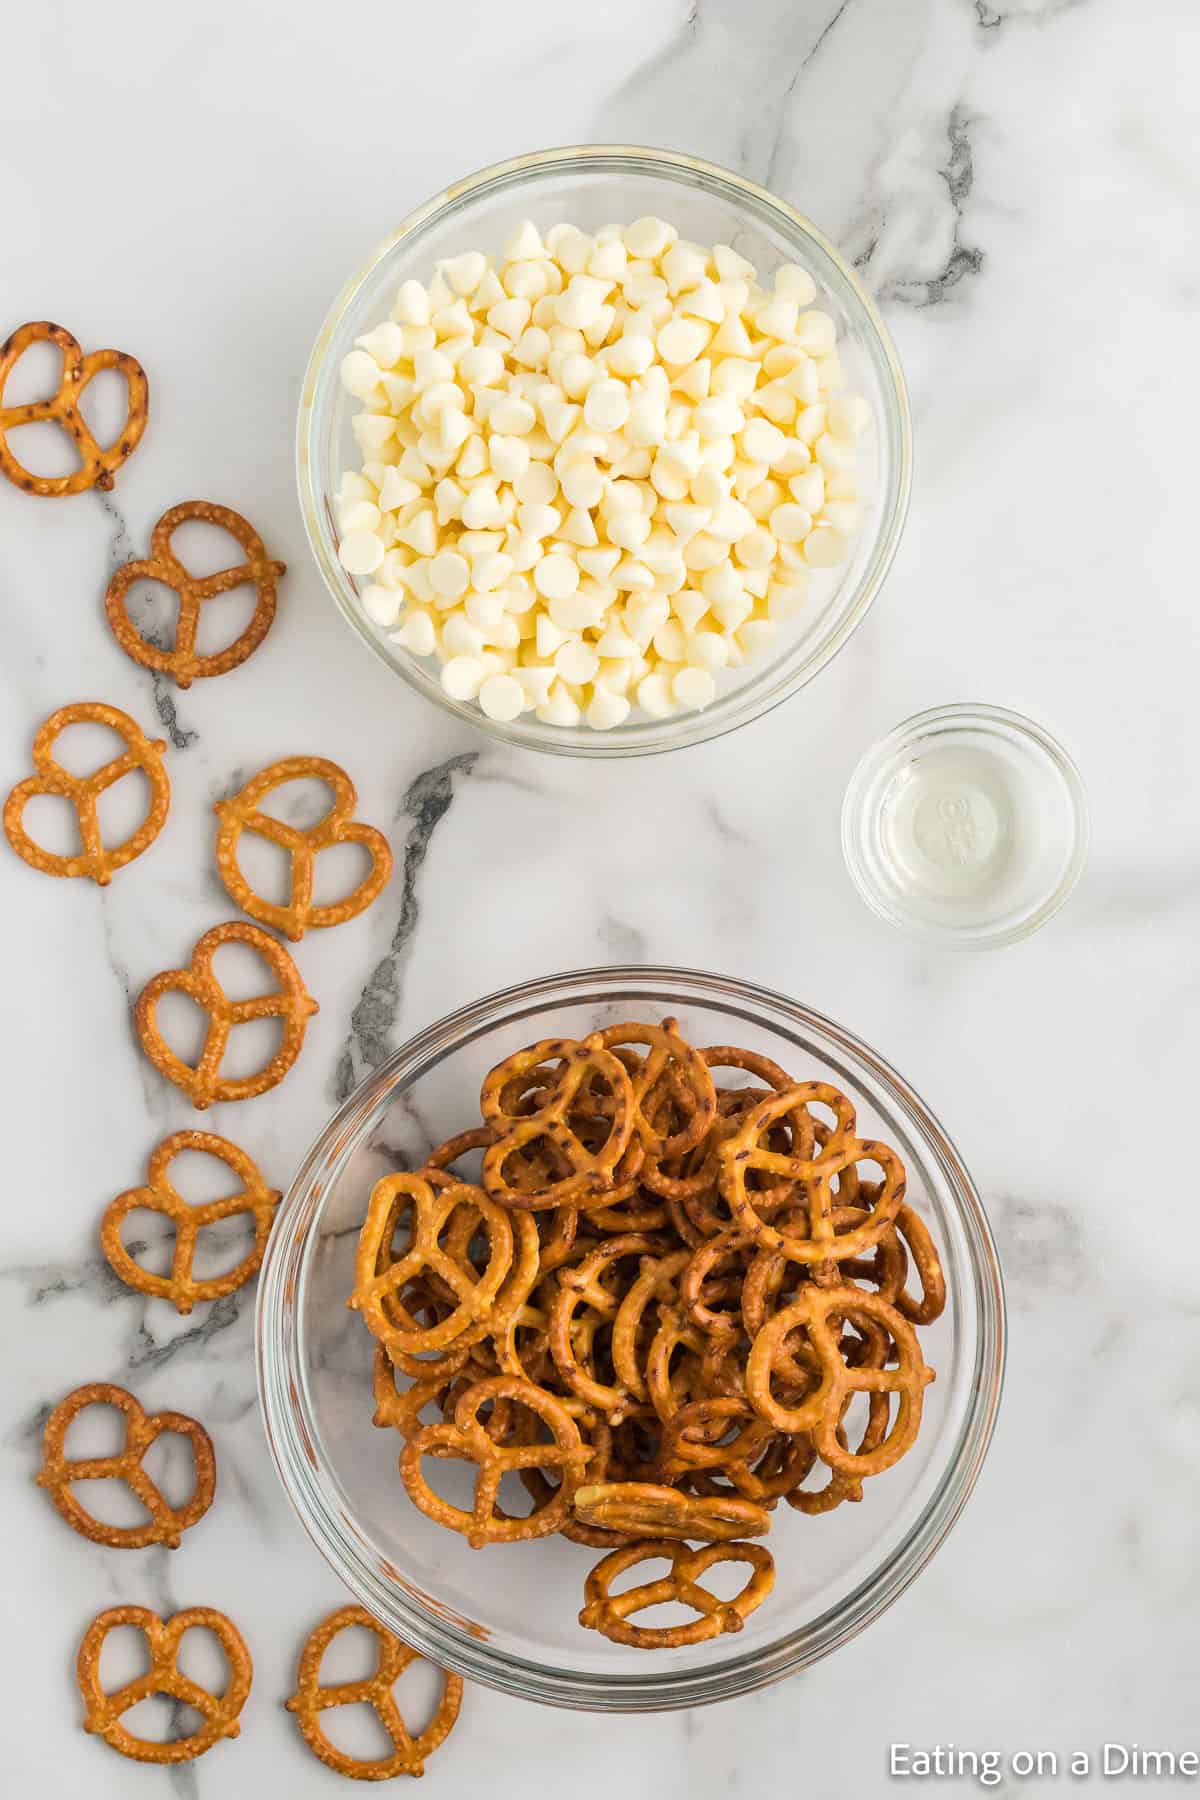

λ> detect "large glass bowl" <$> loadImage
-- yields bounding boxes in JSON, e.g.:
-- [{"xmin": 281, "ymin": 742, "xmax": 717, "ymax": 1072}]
[
  {"xmin": 256, "ymin": 967, "xmax": 1003, "ymax": 1711},
  {"xmin": 297, "ymin": 146, "xmax": 911, "ymax": 757}
]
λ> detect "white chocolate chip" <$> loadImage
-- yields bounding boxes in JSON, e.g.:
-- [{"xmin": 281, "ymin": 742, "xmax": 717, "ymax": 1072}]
[
  {"xmin": 362, "ymin": 585, "xmax": 401, "ymax": 626},
  {"xmin": 586, "ymin": 685, "xmax": 631, "ymax": 729},
  {"xmin": 392, "ymin": 608, "xmax": 436, "ymax": 655},
  {"xmin": 555, "ymin": 640, "xmax": 599, "ymax": 684},
  {"xmin": 338, "ymin": 530, "xmax": 385, "ymax": 575},
  {"xmin": 802, "ymin": 525, "xmax": 849, "ymax": 567},
  {"xmin": 826, "ymin": 394, "xmax": 871, "ymax": 440},
  {"xmin": 672, "ymin": 666, "xmax": 716, "ymax": 710},
  {"xmin": 768, "ymin": 503, "xmax": 813, "ymax": 543},
  {"xmin": 478, "ymin": 674, "xmax": 525, "ymax": 721},
  {"xmin": 795, "ymin": 310, "xmax": 837, "ymax": 356},
  {"xmin": 429, "ymin": 550, "xmax": 470, "ymax": 598},
  {"xmin": 441, "ymin": 655, "xmax": 486, "ymax": 700},
  {"xmin": 533, "ymin": 554, "xmax": 580, "ymax": 601},
  {"xmin": 340, "ymin": 350, "xmax": 383, "ymax": 399}
]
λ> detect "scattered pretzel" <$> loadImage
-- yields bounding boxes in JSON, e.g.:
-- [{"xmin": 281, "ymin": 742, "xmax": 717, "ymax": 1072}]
[
  {"xmin": 347, "ymin": 1015, "xmax": 947, "ymax": 1648},
  {"xmin": 579, "ymin": 1539, "xmax": 775, "ymax": 1648},
  {"xmin": 0, "ymin": 320, "xmax": 148, "ymax": 496},
  {"xmin": 134, "ymin": 920, "xmax": 318, "ymax": 1107},
  {"xmin": 287, "ymin": 1604, "xmax": 462, "ymax": 1780},
  {"xmin": 213, "ymin": 755, "xmax": 392, "ymax": 940},
  {"xmin": 573, "ymin": 1482, "xmax": 770, "ymax": 1542},
  {"xmin": 37, "ymin": 1382, "xmax": 214, "ymax": 1548},
  {"xmin": 3, "ymin": 701, "xmax": 169, "ymax": 884},
  {"xmin": 76, "ymin": 1604, "xmax": 251, "ymax": 1763},
  {"xmin": 104, "ymin": 500, "xmax": 285, "ymax": 687},
  {"xmin": 99, "ymin": 1131, "xmax": 280, "ymax": 1314}
]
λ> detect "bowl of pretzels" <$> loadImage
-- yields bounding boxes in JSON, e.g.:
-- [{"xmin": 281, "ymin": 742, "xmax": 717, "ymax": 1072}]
[{"xmin": 256, "ymin": 966, "xmax": 1004, "ymax": 1711}]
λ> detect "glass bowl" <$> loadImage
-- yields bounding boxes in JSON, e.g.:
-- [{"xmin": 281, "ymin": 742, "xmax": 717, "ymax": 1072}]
[
  {"xmin": 256, "ymin": 966, "xmax": 1004, "ymax": 1711},
  {"xmin": 296, "ymin": 145, "xmax": 911, "ymax": 757},
  {"xmin": 842, "ymin": 703, "xmax": 1090, "ymax": 948}
]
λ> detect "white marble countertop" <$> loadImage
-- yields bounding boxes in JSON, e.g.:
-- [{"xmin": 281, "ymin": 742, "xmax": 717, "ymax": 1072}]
[{"xmin": 5, "ymin": 0, "xmax": 1199, "ymax": 1792}]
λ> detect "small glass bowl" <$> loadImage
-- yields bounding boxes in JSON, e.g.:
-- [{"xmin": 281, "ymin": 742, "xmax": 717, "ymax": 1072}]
[
  {"xmin": 296, "ymin": 144, "xmax": 911, "ymax": 757},
  {"xmin": 256, "ymin": 965, "xmax": 1004, "ymax": 1712},
  {"xmin": 842, "ymin": 704, "xmax": 1090, "ymax": 948}
]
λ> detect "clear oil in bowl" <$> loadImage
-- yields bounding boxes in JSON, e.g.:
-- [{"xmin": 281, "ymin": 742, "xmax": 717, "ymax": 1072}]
[{"xmin": 842, "ymin": 704, "xmax": 1089, "ymax": 946}]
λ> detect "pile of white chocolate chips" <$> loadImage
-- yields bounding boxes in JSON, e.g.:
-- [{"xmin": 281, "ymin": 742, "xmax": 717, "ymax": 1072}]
[{"xmin": 336, "ymin": 216, "xmax": 872, "ymax": 730}]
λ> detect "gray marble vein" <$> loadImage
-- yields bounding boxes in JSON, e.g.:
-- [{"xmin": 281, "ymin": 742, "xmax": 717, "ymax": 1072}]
[{"xmin": 333, "ymin": 751, "xmax": 479, "ymax": 1101}]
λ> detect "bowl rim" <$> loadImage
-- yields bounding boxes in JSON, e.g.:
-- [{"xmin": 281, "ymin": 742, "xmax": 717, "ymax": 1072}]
[
  {"xmin": 256, "ymin": 964, "xmax": 1005, "ymax": 1711},
  {"xmin": 840, "ymin": 701, "xmax": 1092, "ymax": 948},
  {"xmin": 295, "ymin": 143, "xmax": 913, "ymax": 759}
]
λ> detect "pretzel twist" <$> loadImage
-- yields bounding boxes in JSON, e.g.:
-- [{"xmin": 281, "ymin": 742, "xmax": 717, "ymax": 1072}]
[
  {"xmin": 75, "ymin": 1605, "xmax": 251, "ymax": 1763},
  {"xmin": 746, "ymin": 1285, "xmax": 934, "ymax": 1473},
  {"xmin": 287, "ymin": 1604, "xmax": 462, "ymax": 1780},
  {"xmin": 0, "ymin": 321, "xmax": 148, "ymax": 495},
  {"xmin": 214, "ymin": 756, "xmax": 392, "ymax": 940},
  {"xmin": 579, "ymin": 1539, "xmax": 775, "ymax": 1648},
  {"xmin": 134, "ymin": 920, "xmax": 318, "ymax": 1107},
  {"xmin": 3, "ymin": 701, "xmax": 169, "ymax": 884},
  {"xmin": 37, "ymin": 1383, "xmax": 214, "ymax": 1549},
  {"xmin": 573, "ymin": 1481, "xmax": 770, "ymax": 1542},
  {"xmin": 400, "ymin": 1375, "xmax": 591, "ymax": 1546},
  {"xmin": 720, "ymin": 1083, "xmax": 906, "ymax": 1264},
  {"xmin": 105, "ymin": 500, "xmax": 285, "ymax": 687},
  {"xmin": 480, "ymin": 1035, "xmax": 636, "ymax": 1208},
  {"xmin": 349, "ymin": 1174, "xmax": 514, "ymax": 1358},
  {"xmin": 548, "ymin": 1233, "xmax": 662, "ymax": 1414},
  {"xmin": 99, "ymin": 1131, "xmax": 280, "ymax": 1314}
]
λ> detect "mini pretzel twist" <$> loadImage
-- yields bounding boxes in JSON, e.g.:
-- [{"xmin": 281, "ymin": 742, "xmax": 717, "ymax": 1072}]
[
  {"xmin": 349, "ymin": 1173, "xmax": 514, "ymax": 1358},
  {"xmin": 133, "ymin": 920, "xmax": 319, "ymax": 1107},
  {"xmin": 0, "ymin": 321, "xmax": 148, "ymax": 496},
  {"xmin": 400, "ymin": 1375, "xmax": 592, "ymax": 1547},
  {"xmin": 3, "ymin": 701, "xmax": 169, "ymax": 884},
  {"xmin": 104, "ymin": 500, "xmax": 285, "ymax": 687},
  {"xmin": 579, "ymin": 1539, "xmax": 775, "ymax": 1648},
  {"xmin": 745, "ymin": 1285, "xmax": 934, "ymax": 1473},
  {"xmin": 548, "ymin": 1233, "xmax": 662, "ymax": 1414},
  {"xmin": 573, "ymin": 1481, "xmax": 770, "ymax": 1542},
  {"xmin": 99, "ymin": 1131, "xmax": 281, "ymax": 1314},
  {"xmin": 214, "ymin": 756, "xmax": 393, "ymax": 941},
  {"xmin": 75, "ymin": 1605, "xmax": 251, "ymax": 1763},
  {"xmin": 480, "ymin": 1035, "xmax": 636, "ymax": 1209},
  {"xmin": 657, "ymin": 1395, "xmax": 776, "ymax": 1497},
  {"xmin": 720, "ymin": 1083, "xmax": 907, "ymax": 1264},
  {"xmin": 286, "ymin": 1604, "xmax": 462, "ymax": 1780},
  {"xmin": 37, "ymin": 1382, "xmax": 215, "ymax": 1548},
  {"xmin": 595, "ymin": 1019, "xmax": 717, "ymax": 1170}
]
